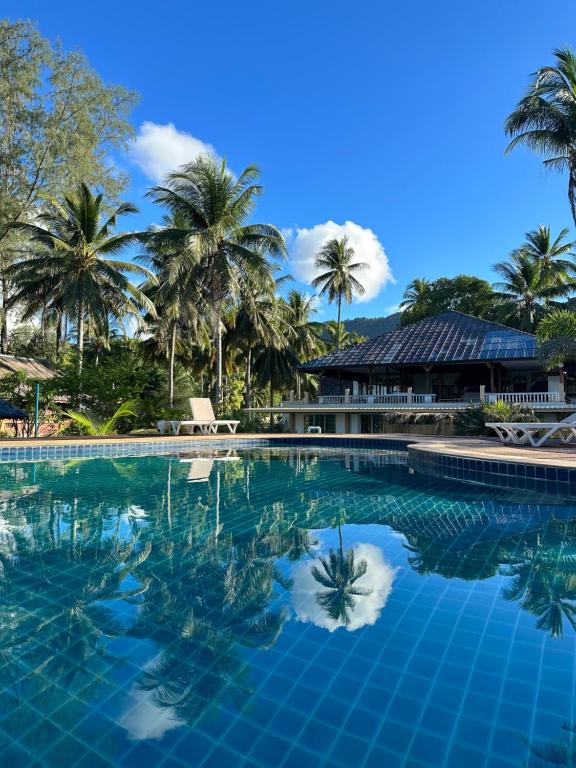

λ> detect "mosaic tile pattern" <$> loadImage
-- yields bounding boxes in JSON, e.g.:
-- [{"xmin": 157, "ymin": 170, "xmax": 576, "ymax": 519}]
[
  {"xmin": 409, "ymin": 446, "xmax": 576, "ymax": 499},
  {"xmin": 0, "ymin": 436, "xmax": 411, "ymax": 463},
  {"xmin": 0, "ymin": 447, "xmax": 575, "ymax": 768}
]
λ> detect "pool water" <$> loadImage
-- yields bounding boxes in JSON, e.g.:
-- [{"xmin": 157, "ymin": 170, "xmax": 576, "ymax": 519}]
[{"xmin": 1, "ymin": 447, "xmax": 576, "ymax": 768}]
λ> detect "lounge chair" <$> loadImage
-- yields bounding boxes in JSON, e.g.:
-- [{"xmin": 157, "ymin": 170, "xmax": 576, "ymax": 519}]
[
  {"xmin": 189, "ymin": 398, "xmax": 240, "ymax": 434},
  {"xmin": 157, "ymin": 419, "xmax": 211, "ymax": 436},
  {"xmin": 486, "ymin": 412, "xmax": 576, "ymax": 448},
  {"xmin": 179, "ymin": 458, "xmax": 214, "ymax": 482}
]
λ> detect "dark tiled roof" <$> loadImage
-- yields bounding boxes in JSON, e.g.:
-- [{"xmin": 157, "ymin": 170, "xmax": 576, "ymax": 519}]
[
  {"xmin": 299, "ymin": 311, "xmax": 536, "ymax": 371},
  {"xmin": 0, "ymin": 399, "xmax": 28, "ymax": 420}
]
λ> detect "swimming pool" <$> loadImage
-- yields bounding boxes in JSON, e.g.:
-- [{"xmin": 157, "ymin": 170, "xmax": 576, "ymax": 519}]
[{"xmin": 1, "ymin": 445, "xmax": 575, "ymax": 767}]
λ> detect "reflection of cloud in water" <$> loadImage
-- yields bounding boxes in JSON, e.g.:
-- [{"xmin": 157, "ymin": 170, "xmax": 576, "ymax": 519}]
[
  {"xmin": 292, "ymin": 542, "xmax": 396, "ymax": 632},
  {"xmin": 119, "ymin": 684, "xmax": 184, "ymax": 741}
]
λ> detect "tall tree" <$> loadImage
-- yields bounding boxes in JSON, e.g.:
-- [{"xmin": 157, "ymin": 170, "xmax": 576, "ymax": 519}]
[
  {"xmin": 0, "ymin": 20, "xmax": 137, "ymax": 352},
  {"xmin": 311, "ymin": 237, "xmax": 367, "ymax": 350},
  {"xmin": 514, "ymin": 225, "xmax": 576, "ymax": 296},
  {"xmin": 9, "ymin": 184, "xmax": 154, "ymax": 373},
  {"xmin": 493, "ymin": 252, "xmax": 567, "ymax": 331},
  {"xmin": 143, "ymin": 212, "xmax": 209, "ymax": 406},
  {"xmin": 506, "ymin": 47, "xmax": 576, "ymax": 226},
  {"xmin": 399, "ymin": 278, "xmax": 431, "ymax": 313},
  {"xmin": 148, "ymin": 155, "xmax": 285, "ymax": 405},
  {"xmin": 400, "ymin": 275, "xmax": 496, "ymax": 325}
]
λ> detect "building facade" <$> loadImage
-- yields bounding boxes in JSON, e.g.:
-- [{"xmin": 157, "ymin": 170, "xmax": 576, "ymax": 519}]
[{"xmin": 254, "ymin": 312, "xmax": 575, "ymax": 434}]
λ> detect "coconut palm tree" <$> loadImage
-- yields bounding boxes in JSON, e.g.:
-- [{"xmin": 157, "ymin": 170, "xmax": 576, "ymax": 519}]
[
  {"xmin": 143, "ymin": 212, "xmax": 209, "ymax": 406},
  {"xmin": 284, "ymin": 290, "xmax": 325, "ymax": 397},
  {"xmin": 310, "ymin": 524, "xmax": 372, "ymax": 627},
  {"xmin": 324, "ymin": 320, "xmax": 366, "ymax": 351},
  {"xmin": 311, "ymin": 237, "xmax": 367, "ymax": 350},
  {"xmin": 228, "ymin": 284, "xmax": 287, "ymax": 409},
  {"xmin": 399, "ymin": 277, "xmax": 431, "ymax": 312},
  {"xmin": 493, "ymin": 252, "xmax": 568, "ymax": 331},
  {"xmin": 537, "ymin": 308, "xmax": 576, "ymax": 371},
  {"xmin": 506, "ymin": 47, "xmax": 576, "ymax": 226},
  {"xmin": 9, "ymin": 183, "xmax": 155, "ymax": 372},
  {"xmin": 147, "ymin": 155, "xmax": 286, "ymax": 404},
  {"xmin": 515, "ymin": 225, "xmax": 576, "ymax": 295}
]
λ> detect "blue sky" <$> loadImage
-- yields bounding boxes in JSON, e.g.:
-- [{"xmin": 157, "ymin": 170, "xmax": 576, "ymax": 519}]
[{"xmin": 8, "ymin": 0, "xmax": 576, "ymax": 320}]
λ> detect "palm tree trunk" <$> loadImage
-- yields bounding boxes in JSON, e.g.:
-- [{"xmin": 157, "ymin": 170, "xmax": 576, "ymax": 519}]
[
  {"xmin": 269, "ymin": 380, "xmax": 274, "ymax": 428},
  {"xmin": 336, "ymin": 291, "xmax": 343, "ymax": 351},
  {"xmin": 77, "ymin": 301, "xmax": 85, "ymax": 375},
  {"xmin": 169, "ymin": 322, "xmax": 177, "ymax": 407},
  {"xmin": 215, "ymin": 319, "xmax": 223, "ymax": 405},
  {"xmin": 1, "ymin": 276, "xmax": 8, "ymax": 354},
  {"xmin": 569, "ymin": 164, "xmax": 576, "ymax": 228},
  {"xmin": 244, "ymin": 347, "xmax": 252, "ymax": 409},
  {"xmin": 55, "ymin": 310, "xmax": 62, "ymax": 360}
]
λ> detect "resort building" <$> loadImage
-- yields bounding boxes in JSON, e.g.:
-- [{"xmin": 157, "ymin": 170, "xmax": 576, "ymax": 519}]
[{"xmin": 259, "ymin": 311, "xmax": 575, "ymax": 433}]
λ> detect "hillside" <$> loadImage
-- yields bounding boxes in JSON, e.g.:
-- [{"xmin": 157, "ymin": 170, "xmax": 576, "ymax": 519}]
[{"xmin": 343, "ymin": 312, "xmax": 401, "ymax": 339}]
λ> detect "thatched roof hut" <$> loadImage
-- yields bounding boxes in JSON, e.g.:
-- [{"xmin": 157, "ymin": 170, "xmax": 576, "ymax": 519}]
[{"xmin": 0, "ymin": 354, "xmax": 56, "ymax": 381}]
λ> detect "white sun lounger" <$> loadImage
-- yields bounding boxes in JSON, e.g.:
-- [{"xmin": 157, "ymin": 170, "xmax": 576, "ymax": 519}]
[
  {"xmin": 486, "ymin": 412, "xmax": 576, "ymax": 448},
  {"xmin": 157, "ymin": 419, "xmax": 212, "ymax": 436},
  {"xmin": 179, "ymin": 458, "xmax": 214, "ymax": 482},
  {"xmin": 189, "ymin": 398, "xmax": 240, "ymax": 434}
]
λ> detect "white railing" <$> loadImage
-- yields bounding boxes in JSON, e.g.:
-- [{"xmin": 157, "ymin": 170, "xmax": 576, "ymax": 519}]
[
  {"xmin": 317, "ymin": 393, "xmax": 437, "ymax": 405},
  {"xmin": 484, "ymin": 392, "xmax": 564, "ymax": 405}
]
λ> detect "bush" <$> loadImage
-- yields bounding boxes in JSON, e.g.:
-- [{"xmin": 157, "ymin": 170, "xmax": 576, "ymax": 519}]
[{"xmin": 454, "ymin": 402, "xmax": 536, "ymax": 436}]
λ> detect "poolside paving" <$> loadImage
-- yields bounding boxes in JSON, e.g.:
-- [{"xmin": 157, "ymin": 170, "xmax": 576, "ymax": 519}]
[{"xmin": 0, "ymin": 432, "xmax": 573, "ymax": 467}]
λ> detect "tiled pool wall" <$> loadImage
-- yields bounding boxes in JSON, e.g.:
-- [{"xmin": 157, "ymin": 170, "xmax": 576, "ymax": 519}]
[
  {"xmin": 0, "ymin": 436, "xmax": 412, "ymax": 463},
  {"xmin": 409, "ymin": 446, "xmax": 576, "ymax": 499}
]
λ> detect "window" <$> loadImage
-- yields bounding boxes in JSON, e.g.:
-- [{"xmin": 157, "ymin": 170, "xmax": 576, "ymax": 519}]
[{"xmin": 304, "ymin": 414, "xmax": 336, "ymax": 434}]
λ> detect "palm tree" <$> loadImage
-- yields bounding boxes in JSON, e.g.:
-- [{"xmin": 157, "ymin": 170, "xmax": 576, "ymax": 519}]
[
  {"xmin": 143, "ymin": 212, "xmax": 209, "ymax": 406},
  {"xmin": 9, "ymin": 183, "xmax": 154, "ymax": 372},
  {"xmin": 311, "ymin": 237, "xmax": 367, "ymax": 350},
  {"xmin": 228, "ymin": 282, "xmax": 287, "ymax": 409},
  {"xmin": 537, "ymin": 307, "xmax": 576, "ymax": 371},
  {"xmin": 506, "ymin": 47, "xmax": 576, "ymax": 226},
  {"xmin": 515, "ymin": 225, "xmax": 576, "ymax": 295},
  {"xmin": 324, "ymin": 320, "xmax": 366, "ymax": 351},
  {"xmin": 284, "ymin": 290, "xmax": 325, "ymax": 397},
  {"xmin": 493, "ymin": 251, "xmax": 567, "ymax": 331},
  {"xmin": 310, "ymin": 524, "xmax": 372, "ymax": 627},
  {"xmin": 147, "ymin": 155, "xmax": 286, "ymax": 404},
  {"xmin": 399, "ymin": 278, "xmax": 431, "ymax": 312}
]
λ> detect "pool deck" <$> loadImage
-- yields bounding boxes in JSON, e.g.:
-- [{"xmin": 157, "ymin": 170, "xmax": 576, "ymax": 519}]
[{"xmin": 0, "ymin": 432, "xmax": 574, "ymax": 467}]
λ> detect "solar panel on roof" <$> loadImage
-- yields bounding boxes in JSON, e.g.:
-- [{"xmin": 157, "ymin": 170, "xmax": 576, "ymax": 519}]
[{"xmin": 299, "ymin": 311, "xmax": 537, "ymax": 371}]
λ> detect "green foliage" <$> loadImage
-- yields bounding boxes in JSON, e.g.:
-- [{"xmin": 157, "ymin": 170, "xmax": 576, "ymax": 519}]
[
  {"xmin": 537, "ymin": 308, "xmax": 576, "ymax": 369},
  {"xmin": 64, "ymin": 400, "xmax": 138, "ymax": 436},
  {"xmin": 49, "ymin": 340, "xmax": 166, "ymax": 420},
  {"xmin": 400, "ymin": 275, "xmax": 495, "ymax": 325},
  {"xmin": 454, "ymin": 402, "xmax": 536, "ymax": 436},
  {"xmin": 506, "ymin": 47, "xmax": 576, "ymax": 225},
  {"xmin": 312, "ymin": 237, "xmax": 367, "ymax": 349},
  {"xmin": 0, "ymin": 19, "xmax": 138, "ymax": 351}
]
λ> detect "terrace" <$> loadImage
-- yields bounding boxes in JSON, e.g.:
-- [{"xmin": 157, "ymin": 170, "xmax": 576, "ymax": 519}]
[{"xmin": 253, "ymin": 312, "xmax": 576, "ymax": 432}]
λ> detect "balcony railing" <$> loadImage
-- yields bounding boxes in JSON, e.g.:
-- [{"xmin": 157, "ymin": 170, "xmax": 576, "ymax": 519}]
[
  {"xmin": 317, "ymin": 393, "xmax": 436, "ymax": 405},
  {"xmin": 484, "ymin": 392, "xmax": 564, "ymax": 405}
]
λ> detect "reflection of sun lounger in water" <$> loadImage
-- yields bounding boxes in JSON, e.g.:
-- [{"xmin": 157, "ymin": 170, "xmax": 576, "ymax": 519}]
[{"xmin": 179, "ymin": 458, "xmax": 214, "ymax": 483}]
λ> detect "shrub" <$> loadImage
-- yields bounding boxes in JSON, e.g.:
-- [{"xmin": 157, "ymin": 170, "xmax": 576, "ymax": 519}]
[{"xmin": 454, "ymin": 402, "xmax": 536, "ymax": 436}]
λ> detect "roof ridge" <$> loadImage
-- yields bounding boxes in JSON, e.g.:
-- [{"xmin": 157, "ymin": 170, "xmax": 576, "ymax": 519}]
[{"xmin": 435, "ymin": 310, "xmax": 536, "ymax": 337}]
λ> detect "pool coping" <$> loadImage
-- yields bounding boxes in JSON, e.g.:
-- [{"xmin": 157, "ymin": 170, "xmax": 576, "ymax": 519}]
[{"xmin": 0, "ymin": 432, "xmax": 574, "ymax": 497}]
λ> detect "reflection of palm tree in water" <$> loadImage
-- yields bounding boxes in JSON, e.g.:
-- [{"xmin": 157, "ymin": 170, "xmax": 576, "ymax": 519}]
[
  {"xmin": 501, "ymin": 520, "xmax": 576, "ymax": 639},
  {"xmin": 311, "ymin": 523, "xmax": 372, "ymax": 627},
  {"xmin": 527, "ymin": 720, "xmax": 576, "ymax": 766}
]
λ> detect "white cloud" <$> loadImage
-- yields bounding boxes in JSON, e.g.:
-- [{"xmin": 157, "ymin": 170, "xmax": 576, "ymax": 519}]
[
  {"xmin": 119, "ymin": 683, "xmax": 185, "ymax": 740},
  {"xmin": 291, "ymin": 541, "xmax": 397, "ymax": 632},
  {"xmin": 130, "ymin": 121, "xmax": 217, "ymax": 183},
  {"xmin": 288, "ymin": 221, "xmax": 394, "ymax": 302}
]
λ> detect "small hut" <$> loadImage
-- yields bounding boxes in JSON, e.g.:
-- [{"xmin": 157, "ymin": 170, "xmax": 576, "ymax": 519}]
[{"xmin": 0, "ymin": 398, "xmax": 29, "ymax": 437}]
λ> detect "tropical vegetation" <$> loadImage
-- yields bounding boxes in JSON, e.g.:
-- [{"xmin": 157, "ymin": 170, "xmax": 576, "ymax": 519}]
[{"xmin": 1, "ymin": 22, "xmax": 576, "ymax": 435}]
